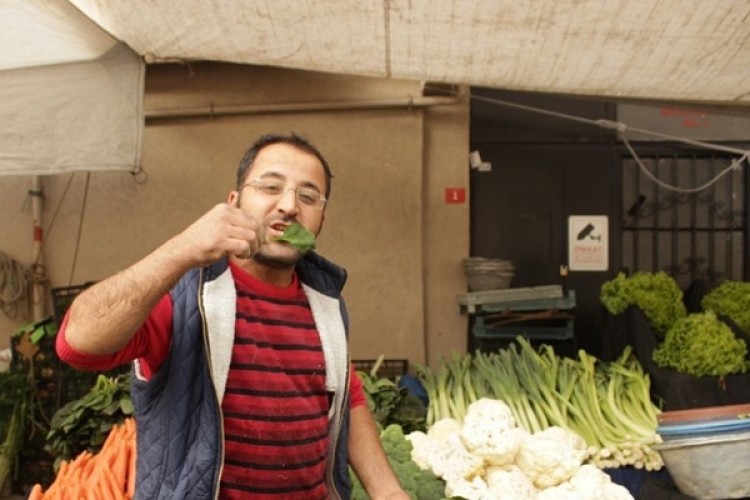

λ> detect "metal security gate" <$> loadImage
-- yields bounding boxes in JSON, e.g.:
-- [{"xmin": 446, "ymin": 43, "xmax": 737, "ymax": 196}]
[{"xmin": 622, "ymin": 153, "xmax": 746, "ymax": 289}]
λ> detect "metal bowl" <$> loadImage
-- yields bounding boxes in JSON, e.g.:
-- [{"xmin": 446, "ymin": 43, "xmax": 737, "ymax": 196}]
[{"xmin": 653, "ymin": 430, "xmax": 750, "ymax": 499}]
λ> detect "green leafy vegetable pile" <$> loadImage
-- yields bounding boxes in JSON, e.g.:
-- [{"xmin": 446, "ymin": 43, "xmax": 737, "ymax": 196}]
[
  {"xmin": 0, "ymin": 373, "xmax": 29, "ymax": 490},
  {"xmin": 276, "ymin": 223, "xmax": 316, "ymax": 253},
  {"xmin": 653, "ymin": 311, "xmax": 749, "ymax": 377},
  {"xmin": 349, "ymin": 424, "xmax": 448, "ymax": 500},
  {"xmin": 45, "ymin": 373, "xmax": 133, "ymax": 467},
  {"xmin": 357, "ymin": 370, "xmax": 427, "ymax": 434},
  {"xmin": 600, "ymin": 271, "xmax": 687, "ymax": 336},
  {"xmin": 701, "ymin": 280, "xmax": 750, "ymax": 332}
]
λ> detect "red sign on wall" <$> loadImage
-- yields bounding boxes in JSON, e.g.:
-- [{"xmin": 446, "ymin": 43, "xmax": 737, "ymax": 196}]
[{"xmin": 445, "ymin": 187, "xmax": 466, "ymax": 204}]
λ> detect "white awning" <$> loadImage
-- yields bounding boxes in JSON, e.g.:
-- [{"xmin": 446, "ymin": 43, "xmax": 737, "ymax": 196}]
[
  {"xmin": 0, "ymin": 0, "xmax": 144, "ymax": 176},
  {"xmin": 2, "ymin": 0, "xmax": 749, "ymax": 176}
]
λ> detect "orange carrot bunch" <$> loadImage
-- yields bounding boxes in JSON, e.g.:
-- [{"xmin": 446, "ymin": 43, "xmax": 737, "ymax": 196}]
[{"xmin": 29, "ymin": 417, "xmax": 137, "ymax": 500}]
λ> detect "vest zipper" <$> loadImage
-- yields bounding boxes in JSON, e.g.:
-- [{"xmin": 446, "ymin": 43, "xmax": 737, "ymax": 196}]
[
  {"xmin": 198, "ymin": 267, "xmax": 226, "ymax": 500},
  {"xmin": 326, "ymin": 361, "xmax": 351, "ymax": 500}
]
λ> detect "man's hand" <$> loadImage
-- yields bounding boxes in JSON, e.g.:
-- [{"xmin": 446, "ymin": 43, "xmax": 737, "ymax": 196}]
[
  {"xmin": 64, "ymin": 203, "xmax": 261, "ymax": 355},
  {"xmin": 348, "ymin": 406, "xmax": 413, "ymax": 500},
  {"xmin": 170, "ymin": 203, "xmax": 262, "ymax": 267}
]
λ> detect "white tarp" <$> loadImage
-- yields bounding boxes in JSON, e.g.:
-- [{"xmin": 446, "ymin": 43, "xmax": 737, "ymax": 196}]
[
  {"xmin": 70, "ymin": 0, "xmax": 750, "ymax": 105},
  {"xmin": 1, "ymin": 0, "xmax": 749, "ymax": 176},
  {"xmin": 0, "ymin": 0, "xmax": 144, "ymax": 176}
]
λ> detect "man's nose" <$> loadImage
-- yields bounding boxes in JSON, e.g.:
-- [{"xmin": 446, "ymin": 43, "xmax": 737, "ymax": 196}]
[{"xmin": 276, "ymin": 188, "xmax": 300, "ymax": 214}]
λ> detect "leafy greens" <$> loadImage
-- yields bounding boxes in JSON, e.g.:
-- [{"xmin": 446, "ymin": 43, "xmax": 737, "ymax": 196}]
[{"xmin": 276, "ymin": 223, "xmax": 316, "ymax": 253}]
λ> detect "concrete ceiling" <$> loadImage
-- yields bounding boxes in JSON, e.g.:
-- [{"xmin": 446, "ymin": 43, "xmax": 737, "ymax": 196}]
[{"xmin": 67, "ymin": 0, "xmax": 750, "ymax": 106}]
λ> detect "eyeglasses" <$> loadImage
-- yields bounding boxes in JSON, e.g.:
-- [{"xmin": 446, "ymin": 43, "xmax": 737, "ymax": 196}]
[{"xmin": 242, "ymin": 178, "xmax": 327, "ymax": 210}]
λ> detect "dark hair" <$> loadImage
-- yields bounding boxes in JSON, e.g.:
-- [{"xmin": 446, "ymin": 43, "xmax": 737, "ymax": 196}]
[{"xmin": 236, "ymin": 133, "xmax": 333, "ymax": 199}]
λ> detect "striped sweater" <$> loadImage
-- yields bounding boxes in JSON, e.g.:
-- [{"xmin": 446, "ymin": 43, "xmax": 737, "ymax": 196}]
[{"xmin": 56, "ymin": 259, "xmax": 365, "ymax": 499}]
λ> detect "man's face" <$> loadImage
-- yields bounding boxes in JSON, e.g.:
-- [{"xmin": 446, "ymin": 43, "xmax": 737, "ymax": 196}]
[{"xmin": 228, "ymin": 142, "xmax": 327, "ymax": 268}]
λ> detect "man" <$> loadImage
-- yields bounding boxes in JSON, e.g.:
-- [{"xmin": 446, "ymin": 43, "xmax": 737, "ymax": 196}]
[{"xmin": 57, "ymin": 133, "xmax": 409, "ymax": 499}]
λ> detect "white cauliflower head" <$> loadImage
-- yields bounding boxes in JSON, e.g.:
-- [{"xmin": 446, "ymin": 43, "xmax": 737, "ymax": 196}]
[
  {"xmin": 405, "ymin": 430, "xmax": 435, "ymax": 471},
  {"xmin": 427, "ymin": 417, "xmax": 463, "ymax": 443},
  {"xmin": 515, "ymin": 426, "xmax": 587, "ymax": 488},
  {"xmin": 407, "ymin": 427, "xmax": 484, "ymax": 480},
  {"xmin": 460, "ymin": 399, "xmax": 524, "ymax": 466},
  {"xmin": 422, "ymin": 432, "xmax": 485, "ymax": 481},
  {"xmin": 463, "ymin": 398, "xmax": 516, "ymax": 436},
  {"xmin": 463, "ymin": 425, "xmax": 528, "ymax": 467},
  {"xmin": 568, "ymin": 464, "xmax": 634, "ymax": 500},
  {"xmin": 535, "ymin": 481, "xmax": 583, "ymax": 500},
  {"xmin": 444, "ymin": 474, "xmax": 496, "ymax": 500},
  {"xmin": 485, "ymin": 464, "xmax": 538, "ymax": 499}
]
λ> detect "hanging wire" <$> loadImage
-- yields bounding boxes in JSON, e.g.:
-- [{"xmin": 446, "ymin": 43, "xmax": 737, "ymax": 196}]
[
  {"xmin": 467, "ymin": 92, "xmax": 750, "ymax": 194},
  {"xmin": 0, "ymin": 251, "xmax": 31, "ymax": 319},
  {"xmin": 38, "ymin": 172, "xmax": 76, "ymax": 262},
  {"xmin": 68, "ymin": 172, "xmax": 91, "ymax": 285},
  {"xmin": 619, "ymin": 133, "xmax": 748, "ymax": 194}
]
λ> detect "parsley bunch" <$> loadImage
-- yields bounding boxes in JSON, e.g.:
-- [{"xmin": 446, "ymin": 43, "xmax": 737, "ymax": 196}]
[
  {"xmin": 653, "ymin": 311, "xmax": 749, "ymax": 377},
  {"xmin": 701, "ymin": 280, "xmax": 750, "ymax": 332},
  {"xmin": 600, "ymin": 271, "xmax": 687, "ymax": 336}
]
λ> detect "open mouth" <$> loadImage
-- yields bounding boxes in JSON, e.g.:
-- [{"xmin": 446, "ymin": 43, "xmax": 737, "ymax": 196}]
[{"xmin": 268, "ymin": 221, "xmax": 290, "ymax": 238}]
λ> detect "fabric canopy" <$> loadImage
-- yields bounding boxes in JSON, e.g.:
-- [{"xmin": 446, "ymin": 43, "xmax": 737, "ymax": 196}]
[
  {"xmin": 0, "ymin": 0, "xmax": 144, "ymax": 176},
  {"xmin": 2, "ymin": 0, "xmax": 749, "ymax": 176}
]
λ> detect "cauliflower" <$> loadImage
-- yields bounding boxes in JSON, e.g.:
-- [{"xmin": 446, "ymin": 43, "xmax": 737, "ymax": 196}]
[
  {"xmin": 536, "ymin": 464, "xmax": 634, "ymax": 500},
  {"xmin": 444, "ymin": 475, "xmax": 496, "ymax": 500},
  {"xmin": 568, "ymin": 464, "xmax": 634, "ymax": 500},
  {"xmin": 405, "ymin": 430, "xmax": 435, "ymax": 470},
  {"xmin": 428, "ymin": 433, "xmax": 485, "ymax": 480},
  {"xmin": 535, "ymin": 481, "xmax": 582, "ymax": 500},
  {"xmin": 427, "ymin": 417, "xmax": 463, "ymax": 443},
  {"xmin": 515, "ymin": 426, "xmax": 587, "ymax": 488},
  {"xmin": 460, "ymin": 399, "xmax": 526, "ymax": 466},
  {"xmin": 416, "ymin": 417, "xmax": 486, "ymax": 481},
  {"xmin": 462, "ymin": 398, "xmax": 516, "ymax": 435},
  {"xmin": 485, "ymin": 464, "xmax": 537, "ymax": 499}
]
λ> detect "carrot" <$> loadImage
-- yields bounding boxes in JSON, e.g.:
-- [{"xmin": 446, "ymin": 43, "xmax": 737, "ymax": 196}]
[
  {"xmin": 126, "ymin": 439, "xmax": 137, "ymax": 498},
  {"xmin": 69, "ymin": 483, "xmax": 82, "ymax": 500},
  {"xmin": 101, "ymin": 422, "xmax": 122, "ymax": 453},
  {"xmin": 27, "ymin": 484, "xmax": 44, "ymax": 500},
  {"xmin": 123, "ymin": 418, "xmax": 135, "ymax": 441},
  {"xmin": 111, "ymin": 439, "xmax": 128, "ymax": 493},
  {"xmin": 85, "ymin": 486, "xmax": 98, "ymax": 500},
  {"xmin": 82, "ymin": 455, "xmax": 97, "ymax": 484},
  {"xmin": 55, "ymin": 460, "xmax": 70, "ymax": 485},
  {"xmin": 98, "ymin": 473, "xmax": 117, "ymax": 500},
  {"xmin": 108, "ymin": 465, "xmax": 128, "ymax": 500},
  {"xmin": 84, "ymin": 467, "xmax": 101, "ymax": 493},
  {"xmin": 44, "ymin": 481, "xmax": 59, "ymax": 500}
]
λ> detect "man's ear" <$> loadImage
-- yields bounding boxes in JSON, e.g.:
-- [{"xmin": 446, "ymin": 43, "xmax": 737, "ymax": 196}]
[{"xmin": 228, "ymin": 190, "xmax": 239, "ymax": 207}]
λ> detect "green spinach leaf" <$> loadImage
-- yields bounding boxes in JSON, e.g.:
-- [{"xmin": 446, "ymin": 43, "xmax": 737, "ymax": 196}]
[{"xmin": 276, "ymin": 223, "xmax": 316, "ymax": 253}]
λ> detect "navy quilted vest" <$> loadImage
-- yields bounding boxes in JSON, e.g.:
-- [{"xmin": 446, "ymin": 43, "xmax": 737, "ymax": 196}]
[{"xmin": 130, "ymin": 254, "xmax": 352, "ymax": 499}]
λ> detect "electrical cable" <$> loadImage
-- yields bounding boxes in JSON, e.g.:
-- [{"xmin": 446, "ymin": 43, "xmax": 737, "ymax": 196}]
[
  {"xmin": 620, "ymin": 133, "xmax": 747, "ymax": 194},
  {"xmin": 41, "ymin": 173, "xmax": 75, "ymax": 250},
  {"xmin": 68, "ymin": 172, "xmax": 91, "ymax": 286},
  {"xmin": 0, "ymin": 251, "xmax": 30, "ymax": 319},
  {"xmin": 467, "ymin": 92, "xmax": 750, "ymax": 193}
]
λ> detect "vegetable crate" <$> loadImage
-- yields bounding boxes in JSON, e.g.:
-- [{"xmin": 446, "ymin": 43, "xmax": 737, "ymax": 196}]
[
  {"xmin": 353, "ymin": 359, "xmax": 409, "ymax": 380},
  {"xmin": 50, "ymin": 282, "xmax": 96, "ymax": 323}
]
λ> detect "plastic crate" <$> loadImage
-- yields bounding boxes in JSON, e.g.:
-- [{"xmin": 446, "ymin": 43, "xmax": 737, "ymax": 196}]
[
  {"xmin": 51, "ymin": 282, "xmax": 96, "ymax": 322},
  {"xmin": 353, "ymin": 359, "xmax": 409, "ymax": 380},
  {"xmin": 472, "ymin": 317, "xmax": 575, "ymax": 340}
]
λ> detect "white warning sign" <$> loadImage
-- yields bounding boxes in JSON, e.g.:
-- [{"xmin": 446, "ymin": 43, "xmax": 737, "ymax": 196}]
[{"xmin": 568, "ymin": 216, "xmax": 608, "ymax": 271}]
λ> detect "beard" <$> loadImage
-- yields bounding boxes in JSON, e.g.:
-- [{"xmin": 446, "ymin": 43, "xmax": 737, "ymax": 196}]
[{"xmin": 252, "ymin": 240, "xmax": 303, "ymax": 269}]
